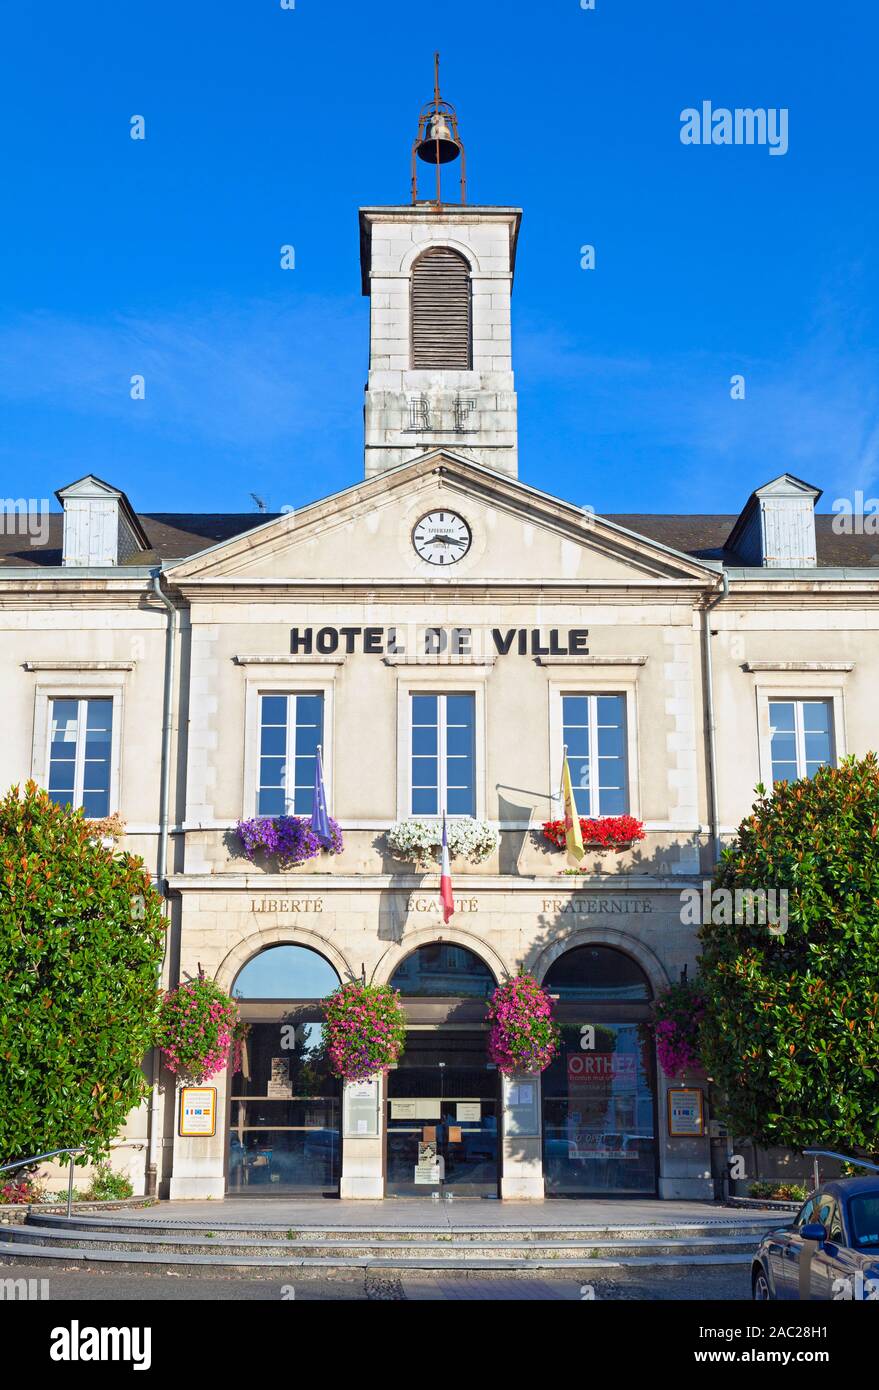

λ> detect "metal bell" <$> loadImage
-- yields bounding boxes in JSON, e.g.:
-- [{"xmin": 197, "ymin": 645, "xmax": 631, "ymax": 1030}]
[{"xmin": 416, "ymin": 113, "xmax": 460, "ymax": 165}]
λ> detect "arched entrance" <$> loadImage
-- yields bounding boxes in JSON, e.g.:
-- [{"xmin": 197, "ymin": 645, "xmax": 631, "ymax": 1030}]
[
  {"xmin": 540, "ymin": 944, "xmax": 658, "ymax": 1197},
  {"xmin": 227, "ymin": 944, "xmax": 342, "ymax": 1197},
  {"xmin": 385, "ymin": 943, "xmax": 500, "ymax": 1197}
]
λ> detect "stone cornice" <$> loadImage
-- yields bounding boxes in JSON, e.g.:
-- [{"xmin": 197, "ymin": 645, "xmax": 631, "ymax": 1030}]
[
  {"xmin": 166, "ymin": 578, "xmax": 710, "ymax": 604},
  {"xmin": 23, "ymin": 659, "xmax": 137, "ymax": 672},
  {"xmin": 743, "ymin": 660, "xmax": 855, "ymax": 673},
  {"xmin": 167, "ymin": 873, "xmax": 692, "ymax": 892}
]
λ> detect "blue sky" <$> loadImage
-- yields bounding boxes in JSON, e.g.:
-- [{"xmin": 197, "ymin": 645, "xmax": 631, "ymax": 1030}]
[{"xmin": 1, "ymin": 0, "xmax": 877, "ymax": 518}]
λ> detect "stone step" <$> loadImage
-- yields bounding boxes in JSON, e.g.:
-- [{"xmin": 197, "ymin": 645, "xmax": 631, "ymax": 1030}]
[
  {"xmin": 0, "ymin": 1224, "xmax": 762, "ymax": 1260},
  {"xmin": 0, "ymin": 1236, "xmax": 756, "ymax": 1277},
  {"xmin": 24, "ymin": 1212, "xmax": 781, "ymax": 1243}
]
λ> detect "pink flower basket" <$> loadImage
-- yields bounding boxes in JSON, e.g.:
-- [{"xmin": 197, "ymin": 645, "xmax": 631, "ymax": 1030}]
[{"xmin": 487, "ymin": 974, "xmax": 560, "ymax": 1074}]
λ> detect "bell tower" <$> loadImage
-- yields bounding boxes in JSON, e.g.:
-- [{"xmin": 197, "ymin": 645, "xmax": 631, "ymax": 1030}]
[{"xmin": 360, "ymin": 56, "xmax": 521, "ymax": 479}]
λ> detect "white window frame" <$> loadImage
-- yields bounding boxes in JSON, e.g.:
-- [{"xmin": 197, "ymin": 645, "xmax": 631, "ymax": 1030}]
[
  {"xmin": 31, "ymin": 682, "xmax": 124, "ymax": 817},
  {"xmin": 256, "ymin": 692, "xmax": 326, "ymax": 818},
  {"xmin": 757, "ymin": 687, "xmax": 842, "ymax": 786},
  {"xmin": 409, "ymin": 692, "xmax": 476, "ymax": 818},
  {"xmin": 242, "ymin": 671, "xmax": 335, "ymax": 819},
  {"xmin": 549, "ymin": 680, "xmax": 640, "ymax": 821},
  {"xmin": 396, "ymin": 671, "xmax": 487, "ymax": 822}
]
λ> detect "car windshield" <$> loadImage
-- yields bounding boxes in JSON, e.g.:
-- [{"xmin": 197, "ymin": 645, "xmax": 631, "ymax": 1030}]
[{"xmin": 848, "ymin": 1194, "xmax": 879, "ymax": 1250}]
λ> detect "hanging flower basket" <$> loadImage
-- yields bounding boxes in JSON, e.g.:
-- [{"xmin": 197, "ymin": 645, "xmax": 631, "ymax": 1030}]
[
  {"xmin": 231, "ymin": 1019, "xmax": 250, "ymax": 1076},
  {"xmin": 156, "ymin": 973, "xmax": 242, "ymax": 1085},
  {"xmin": 386, "ymin": 817, "xmax": 499, "ymax": 868},
  {"xmin": 321, "ymin": 981, "xmax": 407, "ymax": 1082},
  {"xmin": 235, "ymin": 815, "xmax": 343, "ymax": 868},
  {"xmin": 639, "ymin": 980, "xmax": 706, "ymax": 1078},
  {"xmin": 541, "ymin": 814, "xmax": 645, "ymax": 855},
  {"xmin": 487, "ymin": 973, "xmax": 560, "ymax": 1074}
]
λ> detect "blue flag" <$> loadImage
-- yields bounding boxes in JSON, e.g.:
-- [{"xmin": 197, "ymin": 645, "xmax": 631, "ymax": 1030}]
[{"xmin": 310, "ymin": 746, "xmax": 332, "ymax": 846}]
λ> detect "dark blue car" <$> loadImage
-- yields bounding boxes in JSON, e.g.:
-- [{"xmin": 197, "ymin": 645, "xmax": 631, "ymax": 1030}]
[{"xmin": 752, "ymin": 1177, "xmax": 879, "ymax": 1300}]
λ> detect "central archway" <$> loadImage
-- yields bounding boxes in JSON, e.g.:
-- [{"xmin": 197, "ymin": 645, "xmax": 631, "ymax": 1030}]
[
  {"xmin": 227, "ymin": 943, "xmax": 342, "ymax": 1198},
  {"xmin": 384, "ymin": 942, "xmax": 500, "ymax": 1198},
  {"xmin": 388, "ymin": 941, "xmax": 496, "ymax": 999}
]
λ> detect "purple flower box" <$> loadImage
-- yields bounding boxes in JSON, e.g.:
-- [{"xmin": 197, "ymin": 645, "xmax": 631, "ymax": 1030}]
[{"xmin": 235, "ymin": 815, "xmax": 343, "ymax": 868}]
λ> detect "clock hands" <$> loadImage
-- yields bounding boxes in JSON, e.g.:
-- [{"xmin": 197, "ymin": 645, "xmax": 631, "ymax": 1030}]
[{"xmin": 414, "ymin": 513, "xmax": 470, "ymax": 563}]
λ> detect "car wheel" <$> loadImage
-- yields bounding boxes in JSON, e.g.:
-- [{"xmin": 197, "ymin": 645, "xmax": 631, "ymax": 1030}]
[{"xmin": 752, "ymin": 1266, "xmax": 772, "ymax": 1301}]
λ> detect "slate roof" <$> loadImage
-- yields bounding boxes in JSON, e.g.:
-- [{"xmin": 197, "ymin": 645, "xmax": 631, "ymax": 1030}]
[{"xmin": 1, "ymin": 510, "xmax": 877, "ymax": 569}]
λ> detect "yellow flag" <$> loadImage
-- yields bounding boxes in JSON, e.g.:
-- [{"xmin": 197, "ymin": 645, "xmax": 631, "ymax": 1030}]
[{"xmin": 561, "ymin": 754, "xmax": 584, "ymax": 866}]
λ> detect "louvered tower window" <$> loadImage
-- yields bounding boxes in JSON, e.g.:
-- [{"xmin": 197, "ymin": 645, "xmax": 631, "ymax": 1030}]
[{"xmin": 410, "ymin": 247, "xmax": 472, "ymax": 369}]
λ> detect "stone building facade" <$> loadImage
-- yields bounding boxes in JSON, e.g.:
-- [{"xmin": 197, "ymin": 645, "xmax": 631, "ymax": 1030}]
[{"xmin": 2, "ymin": 174, "xmax": 877, "ymax": 1204}]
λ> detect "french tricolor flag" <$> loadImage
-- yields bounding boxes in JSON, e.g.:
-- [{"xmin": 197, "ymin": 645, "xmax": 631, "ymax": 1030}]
[{"xmin": 439, "ymin": 813, "xmax": 454, "ymax": 924}]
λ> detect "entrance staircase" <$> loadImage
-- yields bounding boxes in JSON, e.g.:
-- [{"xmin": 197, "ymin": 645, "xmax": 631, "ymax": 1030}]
[{"xmin": 0, "ymin": 1210, "xmax": 782, "ymax": 1278}]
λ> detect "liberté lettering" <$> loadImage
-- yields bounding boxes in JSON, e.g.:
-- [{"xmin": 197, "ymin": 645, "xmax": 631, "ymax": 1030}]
[{"xmin": 289, "ymin": 626, "xmax": 589, "ymax": 656}]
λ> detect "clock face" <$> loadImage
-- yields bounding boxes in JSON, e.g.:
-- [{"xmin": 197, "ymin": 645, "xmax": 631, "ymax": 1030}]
[{"xmin": 412, "ymin": 511, "xmax": 472, "ymax": 566}]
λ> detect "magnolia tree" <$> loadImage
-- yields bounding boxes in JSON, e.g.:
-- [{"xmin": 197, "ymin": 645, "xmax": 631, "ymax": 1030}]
[
  {"xmin": 0, "ymin": 783, "xmax": 166, "ymax": 1166},
  {"xmin": 699, "ymin": 755, "xmax": 879, "ymax": 1159}
]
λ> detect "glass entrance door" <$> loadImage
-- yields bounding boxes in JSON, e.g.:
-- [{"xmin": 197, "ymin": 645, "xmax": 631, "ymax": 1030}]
[
  {"xmin": 386, "ymin": 1031, "xmax": 499, "ymax": 1197},
  {"xmin": 227, "ymin": 1019, "xmax": 341, "ymax": 1196}
]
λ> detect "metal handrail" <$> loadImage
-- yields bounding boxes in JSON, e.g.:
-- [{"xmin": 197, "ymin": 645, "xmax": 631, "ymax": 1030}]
[
  {"xmin": 1, "ymin": 1143, "xmax": 145, "ymax": 1218},
  {"xmin": 0, "ymin": 1147, "xmax": 86, "ymax": 1174},
  {"xmin": 804, "ymin": 1148, "xmax": 879, "ymax": 1188}
]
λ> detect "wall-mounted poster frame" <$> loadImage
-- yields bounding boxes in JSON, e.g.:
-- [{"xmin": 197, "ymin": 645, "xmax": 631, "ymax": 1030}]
[
  {"xmin": 343, "ymin": 1077, "xmax": 381, "ymax": 1137},
  {"xmin": 179, "ymin": 1086, "xmax": 217, "ymax": 1137},
  {"xmin": 667, "ymin": 1087, "xmax": 704, "ymax": 1137},
  {"xmin": 503, "ymin": 1073, "xmax": 540, "ymax": 1137}
]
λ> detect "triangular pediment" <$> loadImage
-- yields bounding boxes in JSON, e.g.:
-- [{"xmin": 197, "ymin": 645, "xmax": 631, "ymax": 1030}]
[{"xmin": 165, "ymin": 452, "xmax": 720, "ymax": 588}]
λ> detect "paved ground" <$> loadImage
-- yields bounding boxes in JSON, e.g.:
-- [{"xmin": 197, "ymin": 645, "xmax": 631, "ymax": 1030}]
[
  {"xmin": 0, "ymin": 1262, "xmax": 750, "ymax": 1301},
  {"xmin": 108, "ymin": 1196, "xmax": 781, "ymax": 1227}
]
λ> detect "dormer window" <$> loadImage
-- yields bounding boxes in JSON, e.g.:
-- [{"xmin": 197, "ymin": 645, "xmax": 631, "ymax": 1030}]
[
  {"xmin": 56, "ymin": 474, "xmax": 149, "ymax": 567},
  {"xmin": 410, "ymin": 246, "xmax": 472, "ymax": 370}
]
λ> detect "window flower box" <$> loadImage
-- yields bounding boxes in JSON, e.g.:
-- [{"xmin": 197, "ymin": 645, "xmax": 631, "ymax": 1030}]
[
  {"xmin": 386, "ymin": 817, "xmax": 499, "ymax": 868},
  {"xmin": 541, "ymin": 814, "xmax": 645, "ymax": 855},
  {"xmin": 234, "ymin": 815, "xmax": 343, "ymax": 869}
]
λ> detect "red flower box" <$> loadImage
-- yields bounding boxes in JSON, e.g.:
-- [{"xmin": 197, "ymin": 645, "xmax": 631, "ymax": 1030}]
[{"xmin": 541, "ymin": 814, "xmax": 646, "ymax": 853}]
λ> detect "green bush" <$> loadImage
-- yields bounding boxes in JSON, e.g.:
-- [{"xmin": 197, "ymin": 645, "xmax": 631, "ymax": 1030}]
[
  {"xmin": 748, "ymin": 1181, "xmax": 807, "ymax": 1202},
  {"xmin": 85, "ymin": 1164, "xmax": 134, "ymax": 1201},
  {"xmin": 700, "ymin": 755, "xmax": 879, "ymax": 1159},
  {"xmin": 0, "ymin": 783, "xmax": 166, "ymax": 1167}
]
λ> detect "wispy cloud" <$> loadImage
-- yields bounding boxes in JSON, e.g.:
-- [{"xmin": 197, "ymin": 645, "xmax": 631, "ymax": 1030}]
[
  {"xmin": 516, "ymin": 312, "xmax": 879, "ymax": 510},
  {"xmin": 0, "ymin": 294, "xmax": 365, "ymax": 450}
]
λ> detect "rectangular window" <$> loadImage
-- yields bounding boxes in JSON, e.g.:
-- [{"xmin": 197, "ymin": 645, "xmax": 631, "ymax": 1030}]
[
  {"xmin": 410, "ymin": 692, "xmax": 475, "ymax": 816},
  {"xmin": 562, "ymin": 693, "xmax": 628, "ymax": 817},
  {"xmin": 257, "ymin": 693, "xmax": 324, "ymax": 816},
  {"xmin": 47, "ymin": 697, "xmax": 113, "ymax": 818},
  {"xmin": 769, "ymin": 698, "xmax": 834, "ymax": 783}
]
